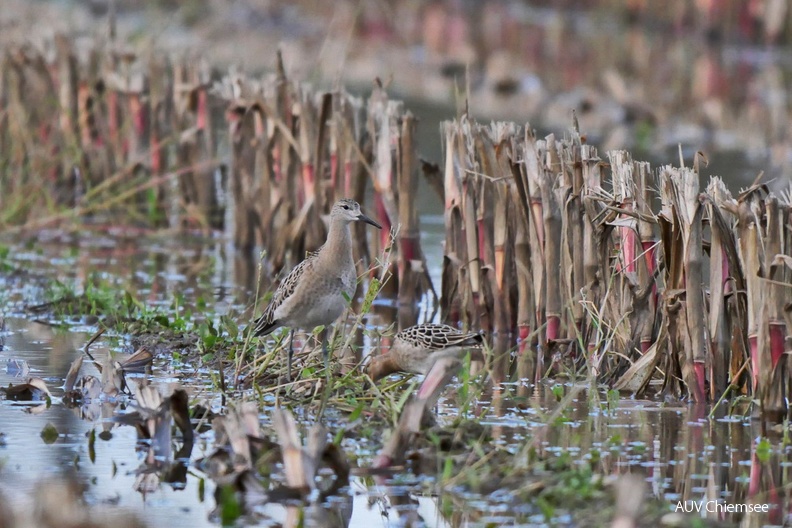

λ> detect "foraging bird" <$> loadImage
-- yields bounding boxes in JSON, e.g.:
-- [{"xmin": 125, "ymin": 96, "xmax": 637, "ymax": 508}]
[
  {"xmin": 253, "ymin": 199, "xmax": 382, "ymax": 379},
  {"xmin": 366, "ymin": 323, "xmax": 485, "ymax": 382}
]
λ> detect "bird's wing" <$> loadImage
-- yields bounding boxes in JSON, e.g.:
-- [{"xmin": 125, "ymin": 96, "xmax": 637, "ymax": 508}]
[{"xmin": 253, "ymin": 257, "xmax": 315, "ymax": 336}]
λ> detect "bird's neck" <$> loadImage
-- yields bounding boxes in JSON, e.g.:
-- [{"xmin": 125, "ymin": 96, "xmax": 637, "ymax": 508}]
[
  {"xmin": 368, "ymin": 354, "xmax": 401, "ymax": 381},
  {"xmin": 323, "ymin": 219, "xmax": 353, "ymax": 264}
]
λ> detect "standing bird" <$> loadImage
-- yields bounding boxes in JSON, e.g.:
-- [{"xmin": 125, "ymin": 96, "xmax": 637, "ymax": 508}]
[
  {"xmin": 366, "ymin": 323, "xmax": 485, "ymax": 381},
  {"xmin": 253, "ymin": 199, "xmax": 382, "ymax": 379}
]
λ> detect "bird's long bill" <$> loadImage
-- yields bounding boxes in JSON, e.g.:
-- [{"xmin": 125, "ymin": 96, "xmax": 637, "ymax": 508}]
[{"xmin": 357, "ymin": 212, "xmax": 382, "ymax": 229}]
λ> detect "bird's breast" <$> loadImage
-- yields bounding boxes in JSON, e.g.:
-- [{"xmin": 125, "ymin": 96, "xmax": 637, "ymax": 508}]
[{"xmin": 338, "ymin": 269, "xmax": 357, "ymax": 298}]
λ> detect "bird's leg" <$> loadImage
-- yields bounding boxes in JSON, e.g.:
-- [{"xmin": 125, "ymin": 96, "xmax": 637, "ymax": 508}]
[
  {"xmin": 321, "ymin": 326, "xmax": 330, "ymax": 376},
  {"xmin": 287, "ymin": 329, "xmax": 295, "ymax": 382}
]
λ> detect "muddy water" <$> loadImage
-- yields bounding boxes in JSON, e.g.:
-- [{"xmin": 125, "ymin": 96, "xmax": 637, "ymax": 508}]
[{"xmin": 0, "ymin": 235, "xmax": 789, "ymax": 528}]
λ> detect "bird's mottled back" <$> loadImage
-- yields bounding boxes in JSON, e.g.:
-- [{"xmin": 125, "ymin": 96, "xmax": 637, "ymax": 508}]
[
  {"xmin": 395, "ymin": 323, "xmax": 484, "ymax": 350},
  {"xmin": 367, "ymin": 323, "xmax": 485, "ymax": 381},
  {"xmin": 253, "ymin": 258, "xmax": 316, "ymax": 336}
]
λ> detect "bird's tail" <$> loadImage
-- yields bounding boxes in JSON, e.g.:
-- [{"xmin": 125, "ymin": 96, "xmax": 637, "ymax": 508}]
[{"xmin": 464, "ymin": 331, "xmax": 486, "ymax": 347}]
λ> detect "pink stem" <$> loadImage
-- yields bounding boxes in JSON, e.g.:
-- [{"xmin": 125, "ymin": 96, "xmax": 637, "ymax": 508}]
[
  {"xmin": 518, "ymin": 325, "xmax": 530, "ymax": 356},
  {"xmin": 642, "ymin": 240, "xmax": 658, "ymax": 310},
  {"xmin": 693, "ymin": 362, "xmax": 706, "ymax": 402},
  {"xmin": 150, "ymin": 128, "xmax": 161, "ymax": 174},
  {"xmin": 398, "ymin": 237, "xmax": 418, "ymax": 286},
  {"xmin": 620, "ymin": 226, "xmax": 636, "ymax": 274},
  {"xmin": 129, "ymin": 94, "xmax": 146, "ymax": 139},
  {"xmin": 769, "ymin": 322, "xmax": 786, "ymax": 368},
  {"xmin": 196, "ymin": 89, "xmax": 207, "ymax": 131},
  {"xmin": 400, "ymin": 237, "xmax": 417, "ymax": 262},
  {"xmin": 301, "ymin": 163, "xmax": 314, "ymax": 209},
  {"xmin": 547, "ymin": 315, "xmax": 560, "ymax": 342},
  {"xmin": 748, "ymin": 442, "xmax": 761, "ymax": 498},
  {"xmin": 375, "ymin": 193, "xmax": 391, "ymax": 249},
  {"xmin": 272, "ymin": 145, "xmax": 282, "ymax": 183}
]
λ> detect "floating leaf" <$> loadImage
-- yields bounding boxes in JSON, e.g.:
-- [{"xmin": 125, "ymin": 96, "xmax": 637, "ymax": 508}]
[
  {"xmin": 3, "ymin": 377, "xmax": 52, "ymax": 403},
  {"xmin": 88, "ymin": 429, "xmax": 96, "ymax": 463},
  {"xmin": 41, "ymin": 423, "xmax": 58, "ymax": 444}
]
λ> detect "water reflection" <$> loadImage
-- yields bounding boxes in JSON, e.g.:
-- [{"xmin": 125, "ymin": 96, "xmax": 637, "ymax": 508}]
[{"xmin": 437, "ymin": 382, "xmax": 788, "ymax": 526}]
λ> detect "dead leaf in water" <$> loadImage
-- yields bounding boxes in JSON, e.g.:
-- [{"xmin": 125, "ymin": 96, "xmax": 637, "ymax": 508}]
[
  {"xmin": 64, "ymin": 356, "xmax": 83, "ymax": 392},
  {"xmin": 116, "ymin": 383, "xmax": 194, "ymax": 463},
  {"xmin": 101, "ymin": 357, "xmax": 125, "ymax": 397},
  {"xmin": 79, "ymin": 376, "xmax": 103, "ymax": 400},
  {"xmin": 2, "ymin": 377, "xmax": 52, "ymax": 403},
  {"xmin": 119, "ymin": 347, "xmax": 154, "ymax": 372},
  {"xmin": 273, "ymin": 408, "xmax": 315, "ymax": 493},
  {"xmin": 133, "ymin": 472, "xmax": 160, "ymax": 494}
]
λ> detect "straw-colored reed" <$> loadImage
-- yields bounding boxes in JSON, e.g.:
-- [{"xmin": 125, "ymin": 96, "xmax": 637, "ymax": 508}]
[
  {"xmin": 0, "ymin": 36, "xmax": 433, "ymax": 310},
  {"xmin": 441, "ymin": 116, "xmax": 792, "ymax": 418}
]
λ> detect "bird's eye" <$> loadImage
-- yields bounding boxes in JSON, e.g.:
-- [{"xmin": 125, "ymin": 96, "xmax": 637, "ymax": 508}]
[{"xmin": 342, "ymin": 205, "xmax": 350, "ymax": 210}]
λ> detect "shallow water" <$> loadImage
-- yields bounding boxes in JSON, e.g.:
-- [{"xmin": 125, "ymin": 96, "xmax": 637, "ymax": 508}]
[{"xmin": 0, "ymin": 234, "xmax": 790, "ymax": 527}]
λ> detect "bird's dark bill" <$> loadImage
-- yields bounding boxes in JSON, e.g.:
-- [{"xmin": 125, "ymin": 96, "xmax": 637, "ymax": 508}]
[{"xmin": 357, "ymin": 213, "xmax": 382, "ymax": 229}]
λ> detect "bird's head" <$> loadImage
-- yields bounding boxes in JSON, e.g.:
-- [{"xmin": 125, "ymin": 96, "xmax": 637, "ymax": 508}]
[{"xmin": 331, "ymin": 199, "xmax": 382, "ymax": 228}]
